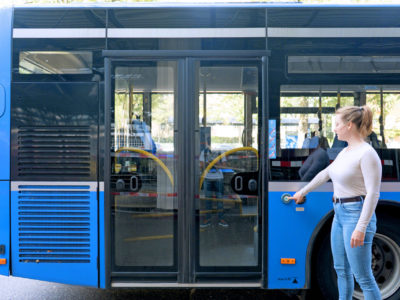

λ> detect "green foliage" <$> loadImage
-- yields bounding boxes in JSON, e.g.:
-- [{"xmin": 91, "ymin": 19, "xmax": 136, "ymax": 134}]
[
  {"xmin": 212, "ymin": 136, "xmax": 239, "ymax": 144},
  {"xmin": 280, "ymin": 95, "xmax": 353, "ymax": 146},
  {"xmin": 280, "ymin": 91, "xmax": 400, "ymax": 148},
  {"xmin": 200, "ymin": 93, "xmax": 245, "ymax": 125},
  {"xmin": 114, "ymin": 93, "xmax": 143, "ymax": 128},
  {"xmin": 367, "ymin": 93, "xmax": 400, "ymax": 147}
]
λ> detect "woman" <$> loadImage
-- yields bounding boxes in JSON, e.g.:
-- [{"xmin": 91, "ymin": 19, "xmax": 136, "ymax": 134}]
[{"xmin": 289, "ymin": 105, "xmax": 381, "ymax": 300}]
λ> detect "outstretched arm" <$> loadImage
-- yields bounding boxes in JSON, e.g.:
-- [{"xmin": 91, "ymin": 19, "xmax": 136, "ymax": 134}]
[{"xmin": 289, "ymin": 166, "xmax": 330, "ymax": 204}]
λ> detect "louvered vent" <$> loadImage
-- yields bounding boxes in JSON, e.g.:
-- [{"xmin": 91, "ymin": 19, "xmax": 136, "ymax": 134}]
[
  {"xmin": 17, "ymin": 126, "xmax": 91, "ymax": 178},
  {"xmin": 17, "ymin": 185, "xmax": 92, "ymax": 263}
]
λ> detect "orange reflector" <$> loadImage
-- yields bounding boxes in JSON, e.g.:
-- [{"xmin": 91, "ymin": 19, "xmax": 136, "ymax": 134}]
[
  {"xmin": 281, "ymin": 258, "xmax": 296, "ymax": 265},
  {"xmin": 0, "ymin": 259, "xmax": 6, "ymax": 265}
]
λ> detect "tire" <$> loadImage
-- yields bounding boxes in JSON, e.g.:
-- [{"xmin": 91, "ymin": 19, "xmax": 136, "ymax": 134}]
[{"xmin": 314, "ymin": 214, "xmax": 400, "ymax": 300}]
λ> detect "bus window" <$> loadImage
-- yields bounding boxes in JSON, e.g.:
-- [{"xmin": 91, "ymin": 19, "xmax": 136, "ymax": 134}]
[
  {"xmin": 196, "ymin": 62, "xmax": 260, "ymax": 268},
  {"xmin": 272, "ymin": 85, "xmax": 400, "ymax": 182},
  {"xmin": 272, "ymin": 86, "xmax": 350, "ymax": 181},
  {"xmin": 19, "ymin": 51, "xmax": 93, "ymax": 75},
  {"xmin": 288, "ymin": 56, "xmax": 400, "ymax": 74},
  {"xmin": 111, "ymin": 62, "xmax": 177, "ymax": 268},
  {"xmin": 366, "ymin": 87, "xmax": 400, "ymax": 181},
  {"xmin": 366, "ymin": 87, "xmax": 400, "ymax": 149},
  {"xmin": 279, "ymin": 86, "xmax": 354, "ymax": 150}
]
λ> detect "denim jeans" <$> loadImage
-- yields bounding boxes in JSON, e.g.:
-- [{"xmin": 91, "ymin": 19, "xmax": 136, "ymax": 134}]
[
  {"xmin": 331, "ymin": 201, "xmax": 381, "ymax": 300},
  {"xmin": 204, "ymin": 179, "xmax": 224, "ymax": 221}
]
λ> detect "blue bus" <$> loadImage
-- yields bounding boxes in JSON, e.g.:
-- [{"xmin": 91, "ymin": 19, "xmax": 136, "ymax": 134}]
[{"xmin": 0, "ymin": 3, "xmax": 399, "ymax": 299}]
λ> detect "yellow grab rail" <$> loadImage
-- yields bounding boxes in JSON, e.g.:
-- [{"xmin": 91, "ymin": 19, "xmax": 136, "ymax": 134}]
[
  {"xmin": 199, "ymin": 146, "xmax": 258, "ymax": 189},
  {"xmin": 115, "ymin": 147, "xmax": 174, "ymax": 186}
]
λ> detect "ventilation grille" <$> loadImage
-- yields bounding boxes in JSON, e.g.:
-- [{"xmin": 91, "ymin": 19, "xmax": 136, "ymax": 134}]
[
  {"xmin": 17, "ymin": 126, "xmax": 91, "ymax": 178},
  {"xmin": 17, "ymin": 185, "xmax": 92, "ymax": 263}
]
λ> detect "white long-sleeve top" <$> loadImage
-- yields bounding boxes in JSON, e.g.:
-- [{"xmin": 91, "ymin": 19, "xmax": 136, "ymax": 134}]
[{"xmin": 299, "ymin": 142, "xmax": 382, "ymax": 233}]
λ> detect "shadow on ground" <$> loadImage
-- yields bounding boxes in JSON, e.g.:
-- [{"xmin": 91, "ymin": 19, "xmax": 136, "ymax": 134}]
[{"xmin": 0, "ymin": 276, "xmax": 303, "ymax": 300}]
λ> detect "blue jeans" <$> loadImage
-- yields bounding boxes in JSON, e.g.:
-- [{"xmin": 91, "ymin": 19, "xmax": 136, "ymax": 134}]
[
  {"xmin": 204, "ymin": 179, "xmax": 224, "ymax": 221},
  {"xmin": 331, "ymin": 201, "xmax": 381, "ymax": 300}
]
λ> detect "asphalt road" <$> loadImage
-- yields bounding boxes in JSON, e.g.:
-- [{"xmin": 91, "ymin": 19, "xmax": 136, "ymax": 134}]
[{"xmin": 0, "ymin": 276, "xmax": 300, "ymax": 300}]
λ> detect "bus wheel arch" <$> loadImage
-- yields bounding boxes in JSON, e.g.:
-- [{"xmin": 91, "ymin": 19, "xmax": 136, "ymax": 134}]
[{"xmin": 308, "ymin": 211, "xmax": 336, "ymax": 299}]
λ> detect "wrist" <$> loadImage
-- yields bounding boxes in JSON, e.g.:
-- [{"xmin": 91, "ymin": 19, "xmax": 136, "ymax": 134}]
[{"xmin": 355, "ymin": 226, "xmax": 366, "ymax": 234}]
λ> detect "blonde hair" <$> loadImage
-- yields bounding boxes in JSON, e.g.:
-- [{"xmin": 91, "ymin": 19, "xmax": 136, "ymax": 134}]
[{"xmin": 336, "ymin": 105, "xmax": 373, "ymax": 138}]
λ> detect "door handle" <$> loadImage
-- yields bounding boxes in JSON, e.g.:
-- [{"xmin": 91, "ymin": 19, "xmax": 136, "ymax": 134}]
[
  {"xmin": 116, "ymin": 179, "xmax": 125, "ymax": 191},
  {"xmin": 235, "ymin": 176, "xmax": 243, "ymax": 191},
  {"xmin": 248, "ymin": 179, "xmax": 257, "ymax": 192},
  {"xmin": 130, "ymin": 175, "xmax": 138, "ymax": 191}
]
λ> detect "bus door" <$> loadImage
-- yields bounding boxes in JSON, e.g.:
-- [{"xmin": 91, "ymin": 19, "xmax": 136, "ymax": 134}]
[{"xmin": 103, "ymin": 51, "xmax": 268, "ymax": 287}]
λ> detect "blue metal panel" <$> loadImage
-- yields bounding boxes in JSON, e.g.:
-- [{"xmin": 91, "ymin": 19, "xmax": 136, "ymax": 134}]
[
  {"xmin": 0, "ymin": 7, "xmax": 11, "ymax": 181},
  {"xmin": 11, "ymin": 184, "xmax": 98, "ymax": 287},
  {"xmin": 268, "ymin": 190, "xmax": 400, "ymax": 289},
  {"xmin": 268, "ymin": 191, "xmax": 332, "ymax": 289},
  {"xmin": 0, "ymin": 182, "xmax": 10, "ymax": 276},
  {"xmin": 380, "ymin": 192, "xmax": 400, "ymax": 204},
  {"xmin": 99, "ymin": 190, "xmax": 106, "ymax": 288}
]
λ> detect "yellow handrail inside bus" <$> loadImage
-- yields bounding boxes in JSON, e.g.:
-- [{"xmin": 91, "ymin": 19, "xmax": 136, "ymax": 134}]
[
  {"xmin": 199, "ymin": 146, "xmax": 259, "ymax": 189},
  {"xmin": 115, "ymin": 147, "xmax": 174, "ymax": 186}
]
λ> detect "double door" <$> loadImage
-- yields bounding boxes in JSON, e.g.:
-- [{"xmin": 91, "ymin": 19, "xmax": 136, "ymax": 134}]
[{"xmin": 104, "ymin": 51, "xmax": 268, "ymax": 284}]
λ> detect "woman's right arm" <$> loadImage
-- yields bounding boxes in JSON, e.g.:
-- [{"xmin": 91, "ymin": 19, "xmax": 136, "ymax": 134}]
[{"xmin": 289, "ymin": 166, "xmax": 331, "ymax": 204}]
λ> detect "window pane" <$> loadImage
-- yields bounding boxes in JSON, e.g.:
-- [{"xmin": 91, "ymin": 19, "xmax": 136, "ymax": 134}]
[
  {"xmin": 366, "ymin": 91, "xmax": 400, "ymax": 149},
  {"xmin": 112, "ymin": 62, "xmax": 177, "ymax": 268},
  {"xmin": 197, "ymin": 63, "xmax": 260, "ymax": 268},
  {"xmin": 288, "ymin": 56, "xmax": 400, "ymax": 74},
  {"xmin": 19, "ymin": 51, "xmax": 93, "ymax": 74},
  {"xmin": 272, "ymin": 85, "xmax": 400, "ymax": 182}
]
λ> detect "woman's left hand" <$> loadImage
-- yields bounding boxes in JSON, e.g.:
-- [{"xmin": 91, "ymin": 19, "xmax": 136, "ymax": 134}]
[{"xmin": 351, "ymin": 230, "xmax": 366, "ymax": 248}]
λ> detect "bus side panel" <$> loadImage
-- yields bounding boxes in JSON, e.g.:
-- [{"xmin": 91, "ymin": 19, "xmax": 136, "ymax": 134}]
[
  {"xmin": 99, "ymin": 188, "xmax": 106, "ymax": 288},
  {"xmin": 268, "ymin": 191, "xmax": 332, "ymax": 289},
  {"xmin": 0, "ymin": 6, "xmax": 12, "ymax": 278},
  {"xmin": 10, "ymin": 82, "xmax": 99, "ymax": 286},
  {"xmin": 0, "ymin": 7, "xmax": 11, "ymax": 181},
  {"xmin": 11, "ymin": 187, "xmax": 98, "ymax": 287},
  {"xmin": 380, "ymin": 192, "xmax": 400, "ymax": 204},
  {"xmin": 0, "ymin": 182, "xmax": 10, "ymax": 276}
]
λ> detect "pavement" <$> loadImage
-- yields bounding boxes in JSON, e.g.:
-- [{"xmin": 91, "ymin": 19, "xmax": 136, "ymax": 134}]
[{"xmin": 0, "ymin": 276, "xmax": 299, "ymax": 300}]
